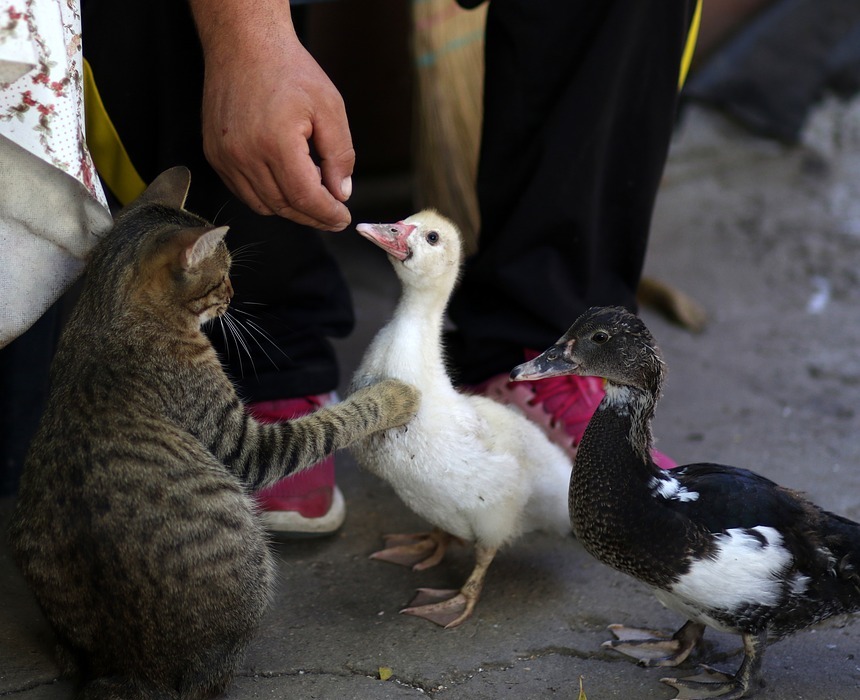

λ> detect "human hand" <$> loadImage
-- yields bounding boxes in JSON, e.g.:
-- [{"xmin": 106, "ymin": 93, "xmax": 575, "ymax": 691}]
[{"xmin": 191, "ymin": 1, "xmax": 354, "ymax": 231}]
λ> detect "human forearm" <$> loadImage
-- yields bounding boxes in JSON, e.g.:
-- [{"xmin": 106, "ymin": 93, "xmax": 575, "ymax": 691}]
[{"xmin": 187, "ymin": 0, "xmax": 354, "ymax": 231}]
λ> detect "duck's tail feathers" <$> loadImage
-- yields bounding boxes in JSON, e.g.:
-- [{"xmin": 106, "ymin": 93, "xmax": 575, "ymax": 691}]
[
  {"xmin": 837, "ymin": 552, "xmax": 860, "ymax": 595},
  {"xmin": 822, "ymin": 511, "xmax": 860, "ymax": 597}
]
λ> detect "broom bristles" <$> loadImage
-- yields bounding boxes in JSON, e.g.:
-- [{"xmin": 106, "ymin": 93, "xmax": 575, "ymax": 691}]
[
  {"xmin": 410, "ymin": 1, "xmax": 708, "ymax": 332},
  {"xmin": 412, "ymin": 0, "xmax": 487, "ymax": 255}
]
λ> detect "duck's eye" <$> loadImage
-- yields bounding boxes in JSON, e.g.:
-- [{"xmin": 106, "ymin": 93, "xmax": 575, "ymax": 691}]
[
  {"xmin": 426, "ymin": 231, "xmax": 440, "ymax": 244},
  {"xmin": 389, "ymin": 227, "xmax": 399, "ymax": 234},
  {"xmin": 547, "ymin": 349, "xmax": 559, "ymax": 361},
  {"xmin": 591, "ymin": 331, "xmax": 609, "ymax": 344}
]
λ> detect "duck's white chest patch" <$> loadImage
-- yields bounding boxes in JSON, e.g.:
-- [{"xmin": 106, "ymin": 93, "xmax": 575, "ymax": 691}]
[
  {"xmin": 603, "ymin": 384, "xmax": 631, "ymax": 415},
  {"xmin": 669, "ymin": 526, "xmax": 792, "ymax": 614},
  {"xmin": 649, "ymin": 475, "xmax": 699, "ymax": 502}
]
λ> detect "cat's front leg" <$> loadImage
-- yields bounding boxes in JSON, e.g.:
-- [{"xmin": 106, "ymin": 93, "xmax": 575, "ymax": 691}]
[
  {"xmin": 212, "ymin": 378, "xmax": 419, "ymax": 491},
  {"xmin": 347, "ymin": 378, "xmax": 421, "ymax": 431}
]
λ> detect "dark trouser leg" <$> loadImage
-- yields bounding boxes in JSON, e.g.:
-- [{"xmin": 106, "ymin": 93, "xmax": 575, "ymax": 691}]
[
  {"xmin": 0, "ymin": 304, "xmax": 63, "ymax": 495},
  {"xmin": 447, "ymin": 0, "xmax": 698, "ymax": 384},
  {"xmin": 81, "ymin": 0, "xmax": 353, "ymax": 400}
]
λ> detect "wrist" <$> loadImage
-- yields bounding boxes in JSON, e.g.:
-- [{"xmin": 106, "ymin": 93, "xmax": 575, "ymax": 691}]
[{"xmin": 188, "ymin": 0, "xmax": 299, "ymax": 64}]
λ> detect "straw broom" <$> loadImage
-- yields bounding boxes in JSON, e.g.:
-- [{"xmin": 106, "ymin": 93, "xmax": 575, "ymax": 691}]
[
  {"xmin": 410, "ymin": 0, "xmax": 487, "ymax": 257},
  {"xmin": 409, "ymin": 0, "xmax": 707, "ymax": 331}
]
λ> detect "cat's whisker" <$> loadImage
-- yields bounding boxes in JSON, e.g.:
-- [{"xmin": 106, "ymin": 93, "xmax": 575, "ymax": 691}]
[
  {"xmin": 222, "ymin": 313, "xmax": 252, "ymax": 378},
  {"xmin": 229, "ymin": 242, "xmax": 263, "ymax": 261},
  {"xmin": 217, "ymin": 314, "xmax": 238, "ymax": 369},
  {"xmin": 243, "ymin": 320, "xmax": 289, "ymax": 361},
  {"xmin": 226, "ymin": 313, "xmax": 282, "ymax": 373},
  {"xmin": 232, "ymin": 303, "xmax": 288, "ymax": 334},
  {"xmin": 225, "ymin": 314, "xmax": 253, "ymax": 372},
  {"xmin": 226, "ymin": 312, "xmax": 274, "ymax": 380},
  {"xmin": 212, "ymin": 199, "xmax": 231, "ymax": 224},
  {"xmin": 226, "ymin": 243, "xmax": 264, "ymax": 273},
  {"xmin": 228, "ymin": 309, "xmax": 287, "ymax": 357},
  {"xmin": 230, "ymin": 304, "xmax": 287, "ymax": 333},
  {"xmin": 217, "ymin": 316, "xmax": 232, "ymax": 362},
  {"xmin": 228, "ymin": 262, "xmax": 256, "ymax": 274},
  {"xmin": 229, "ymin": 307, "xmax": 255, "ymax": 317}
]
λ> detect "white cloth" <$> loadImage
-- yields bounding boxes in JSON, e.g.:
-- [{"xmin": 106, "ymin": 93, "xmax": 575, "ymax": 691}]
[{"xmin": 0, "ymin": 0, "xmax": 112, "ymax": 347}]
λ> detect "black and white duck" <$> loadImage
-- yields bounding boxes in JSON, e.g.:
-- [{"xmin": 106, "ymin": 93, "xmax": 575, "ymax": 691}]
[
  {"xmin": 510, "ymin": 305, "xmax": 860, "ymax": 700},
  {"xmin": 349, "ymin": 210, "xmax": 572, "ymax": 629}
]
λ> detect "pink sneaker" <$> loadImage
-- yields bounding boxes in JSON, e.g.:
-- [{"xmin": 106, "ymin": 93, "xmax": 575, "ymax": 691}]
[
  {"xmin": 249, "ymin": 392, "xmax": 346, "ymax": 536},
  {"xmin": 472, "ymin": 351, "xmax": 676, "ymax": 469}
]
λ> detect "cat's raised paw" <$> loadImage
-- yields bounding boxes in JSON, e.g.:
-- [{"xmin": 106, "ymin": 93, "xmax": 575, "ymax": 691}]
[{"xmin": 365, "ymin": 378, "xmax": 421, "ymax": 429}]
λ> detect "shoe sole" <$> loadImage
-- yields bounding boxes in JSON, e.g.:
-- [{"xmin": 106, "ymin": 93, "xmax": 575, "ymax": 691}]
[{"xmin": 259, "ymin": 486, "xmax": 346, "ymax": 538}]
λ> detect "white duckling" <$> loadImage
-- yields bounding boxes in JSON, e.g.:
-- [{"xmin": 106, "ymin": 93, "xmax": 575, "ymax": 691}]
[{"xmin": 349, "ymin": 209, "xmax": 572, "ymax": 628}]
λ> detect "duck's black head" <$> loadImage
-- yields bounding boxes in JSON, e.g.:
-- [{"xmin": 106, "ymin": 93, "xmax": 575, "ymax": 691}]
[{"xmin": 510, "ymin": 306, "xmax": 664, "ymax": 393}]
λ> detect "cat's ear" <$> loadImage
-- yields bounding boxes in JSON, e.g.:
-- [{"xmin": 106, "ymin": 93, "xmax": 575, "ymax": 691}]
[
  {"xmin": 135, "ymin": 166, "xmax": 192, "ymax": 210},
  {"xmin": 180, "ymin": 226, "xmax": 230, "ymax": 270}
]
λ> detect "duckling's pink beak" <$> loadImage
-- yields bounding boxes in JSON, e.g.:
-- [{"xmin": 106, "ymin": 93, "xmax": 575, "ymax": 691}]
[{"xmin": 356, "ymin": 221, "xmax": 415, "ymax": 261}]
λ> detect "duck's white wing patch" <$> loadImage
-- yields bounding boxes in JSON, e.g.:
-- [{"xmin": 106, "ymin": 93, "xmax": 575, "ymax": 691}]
[
  {"xmin": 649, "ymin": 475, "xmax": 699, "ymax": 502},
  {"xmin": 671, "ymin": 526, "xmax": 792, "ymax": 611}
]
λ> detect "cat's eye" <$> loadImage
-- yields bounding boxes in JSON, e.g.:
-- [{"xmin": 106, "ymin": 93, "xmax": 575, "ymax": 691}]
[
  {"xmin": 591, "ymin": 331, "xmax": 609, "ymax": 344},
  {"xmin": 426, "ymin": 231, "xmax": 440, "ymax": 244}
]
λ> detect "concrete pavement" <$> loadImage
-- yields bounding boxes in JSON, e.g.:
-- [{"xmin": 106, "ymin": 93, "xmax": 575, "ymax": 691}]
[{"xmin": 3, "ymin": 100, "xmax": 860, "ymax": 699}]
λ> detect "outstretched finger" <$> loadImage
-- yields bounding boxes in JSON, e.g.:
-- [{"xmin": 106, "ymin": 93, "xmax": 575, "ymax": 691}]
[{"xmin": 314, "ymin": 110, "xmax": 356, "ymax": 205}]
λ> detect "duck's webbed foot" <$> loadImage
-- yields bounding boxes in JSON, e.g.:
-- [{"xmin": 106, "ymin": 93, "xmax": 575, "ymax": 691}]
[
  {"xmin": 370, "ymin": 527, "xmax": 461, "ymax": 570},
  {"xmin": 661, "ymin": 667, "xmax": 744, "ymax": 699},
  {"xmin": 661, "ymin": 630, "xmax": 767, "ymax": 700},
  {"xmin": 603, "ymin": 620, "xmax": 705, "ymax": 667}
]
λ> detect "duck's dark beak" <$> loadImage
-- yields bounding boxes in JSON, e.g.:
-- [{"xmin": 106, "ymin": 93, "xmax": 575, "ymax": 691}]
[
  {"xmin": 510, "ymin": 343, "xmax": 579, "ymax": 382},
  {"xmin": 356, "ymin": 221, "xmax": 415, "ymax": 261}
]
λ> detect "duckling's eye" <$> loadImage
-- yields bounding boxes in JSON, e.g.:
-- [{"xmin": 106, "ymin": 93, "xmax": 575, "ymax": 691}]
[
  {"xmin": 591, "ymin": 331, "xmax": 609, "ymax": 344},
  {"xmin": 426, "ymin": 231, "xmax": 440, "ymax": 244}
]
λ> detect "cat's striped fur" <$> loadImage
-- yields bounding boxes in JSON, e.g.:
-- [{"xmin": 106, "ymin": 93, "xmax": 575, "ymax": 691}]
[{"xmin": 8, "ymin": 167, "xmax": 419, "ymax": 700}]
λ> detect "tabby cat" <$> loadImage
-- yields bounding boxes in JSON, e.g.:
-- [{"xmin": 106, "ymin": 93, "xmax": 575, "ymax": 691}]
[{"xmin": 8, "ymin": 167, "xmax": 419, "ymax": 699}]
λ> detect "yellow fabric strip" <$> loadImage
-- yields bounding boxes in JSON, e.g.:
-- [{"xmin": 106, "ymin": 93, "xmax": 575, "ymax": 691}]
[
  {"xmin": 82, "ymin": 58, "xmax": 147, "ymax": 206},
  {"xmin": 678, "ymin": 0, "xmax": 703, "ymax": 89}
]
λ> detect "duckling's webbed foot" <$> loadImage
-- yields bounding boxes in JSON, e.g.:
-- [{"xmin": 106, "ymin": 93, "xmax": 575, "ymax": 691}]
[
  {"xmin": 603, "ymin": 620, "xmax": 705, "ymax": 667},
  {"xmin": 661, "ymin": 630, "xmax": 767, "ymax": 700},
  {"xmin": 369, "ymin": 527, "xmax": 459, "ymax": 570},
  {"xmin": 400, "ymin": 544, "xmax": 497, "ymax": 629},
  {"xmin": 401, "ymin": 588, "xmax": 474, "ymax": 628}
]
